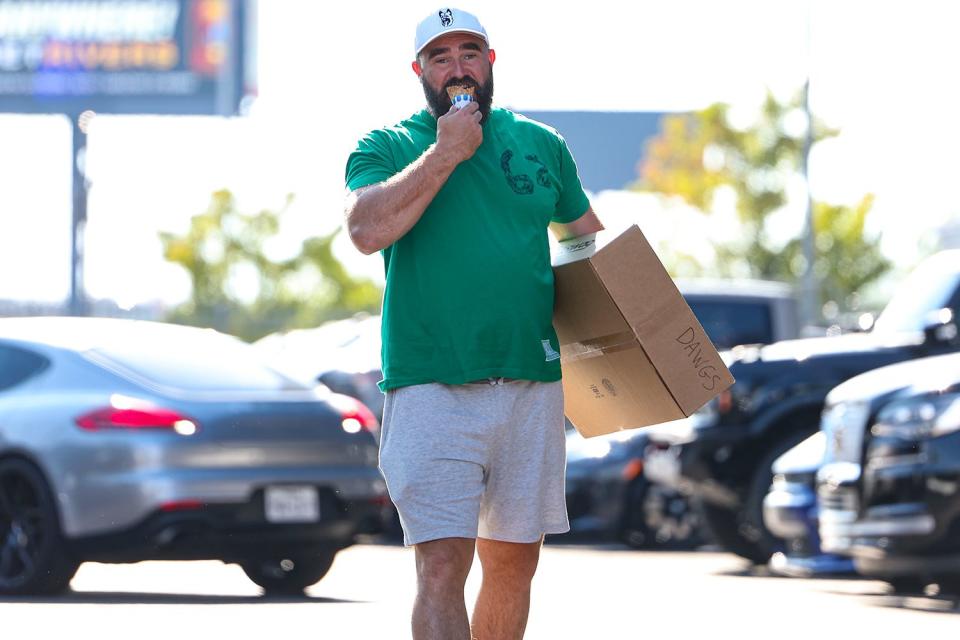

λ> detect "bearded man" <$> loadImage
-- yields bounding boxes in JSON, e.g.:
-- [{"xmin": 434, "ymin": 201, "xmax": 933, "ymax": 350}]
[{"xmin": 344, "ymin": 8, "xmax": 604, "ymax": 639}]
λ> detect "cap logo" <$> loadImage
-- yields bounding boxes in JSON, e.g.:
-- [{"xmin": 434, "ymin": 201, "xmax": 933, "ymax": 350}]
[{"xmin": 439, "ymin": 8, "xmax": 453, "ymax": 27}]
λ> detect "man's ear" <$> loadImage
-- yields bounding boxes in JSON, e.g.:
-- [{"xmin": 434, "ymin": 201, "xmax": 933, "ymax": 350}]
[
  {"xmin": 412, "ymin": 60, "xmax": 422, "ymax": 77},
  {"xmin": 488, "ymin": 49, "xmax": 496, "ymax": 65}
]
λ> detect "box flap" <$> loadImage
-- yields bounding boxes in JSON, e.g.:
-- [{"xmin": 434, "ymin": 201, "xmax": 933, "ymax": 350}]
[
  {"xmin": 553, "ymin": 258, "xmax": 633, "ymax": 352},
  {"xmin": 590, "ymin": 226, "xmax": 679, "ymax": 335},
  {"xmin": 589, "ymin": 225, "xmax": 734, "ymax": 414}
]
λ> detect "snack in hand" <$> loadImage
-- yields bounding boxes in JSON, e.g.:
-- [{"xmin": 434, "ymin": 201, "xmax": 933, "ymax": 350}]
[{"xmin": 446, "ymin": 85, "xmax": 475, "ymax": 109}]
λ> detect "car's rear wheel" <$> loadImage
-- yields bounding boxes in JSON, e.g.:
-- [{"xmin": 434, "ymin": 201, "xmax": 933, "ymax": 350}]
[
  {"xmin": 619, "ymin": 479, "xmax": 705, "ymax": 550},
  {"xmin": 0, "ymin": 458, "xmax": 79, "ymax": 595},
  {"xmin": 241, "ymin": 549, "xmax": 337, "ymax": 595},
  {"xmin": 698, "ymin": 501, "xmax": 773, "ymax": 565},
  {"xmin": 700, "ymin": 429, "xmax": 814, "ymax": 565}
]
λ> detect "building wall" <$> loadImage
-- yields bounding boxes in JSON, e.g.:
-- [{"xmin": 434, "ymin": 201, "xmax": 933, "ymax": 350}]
[{"xmin": 517, "ymin": 110, "xmax": 669, "ymax": 192}]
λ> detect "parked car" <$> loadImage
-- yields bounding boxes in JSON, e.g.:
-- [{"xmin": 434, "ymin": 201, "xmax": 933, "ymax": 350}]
[
  {"xmin": 0, "ymin": 317, "xmax": 388, "ymax": 596},
  {"xmin": 644, "ymin": 250, "xmax": 960, "ymax": 564},
  {"xmin": 677, "ymin": 278, "xmax": 800, "ymax": 349},
  {"xmin": 817, "ymin": 351, "xmax": 960, "ymax": 594},
  {"xmin": 253, "ymin": 314, "xmax": 384, "ymax": 418},
  {"xmin": 565, "ymin": 428, "xmax": 705, "ymax": 548},
  {"xmin": 762, "ymin": 431, "xmax": 855, "ymax": 577}
]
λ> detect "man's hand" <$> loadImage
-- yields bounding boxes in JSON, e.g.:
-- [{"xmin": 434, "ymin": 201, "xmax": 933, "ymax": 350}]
[
  {"xmin": 345, "ymin": 103, "xmax": 483, "ymax": 255},
  {"xmin": 435, "ymin": 102, "xmax": 483, "ymax": 166}
]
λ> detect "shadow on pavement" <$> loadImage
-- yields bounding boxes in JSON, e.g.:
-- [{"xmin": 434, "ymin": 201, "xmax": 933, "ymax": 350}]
[
  {"xmin": 822, "ymin": 584, "xmax": 960, "ymax": 615},
  {"xmin": 547, "ymin": 531, "xmax": 723, "ymax": 553},
  {"xmin": 864, "ymin": 594, "xmax": 960, "ymax": 614},
  {"xmin": 0, "ymin": 591, "xmax": 367, "ymax": 605},
  {"xmin": 710, "ymin": 563, "xmax": 793, "ymax": 579},
  {"xmin": 545, "ymin": 541, "xmax": 635, "ymax": 552},
  {"xmin": 713, "ymin": 564, "xmax": 883, "ymax": 583}
]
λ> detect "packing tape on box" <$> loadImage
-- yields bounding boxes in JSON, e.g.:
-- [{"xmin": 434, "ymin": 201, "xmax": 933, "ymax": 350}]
[{"xmin": 559, "ymin": 330, "xmax": 636, "ymax": 363}]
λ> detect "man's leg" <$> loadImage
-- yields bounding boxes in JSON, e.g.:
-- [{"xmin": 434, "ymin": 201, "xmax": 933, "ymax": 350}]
[
  {"xmin": 413, "ymin": 537, "xmax": 477, "ymax": 640},
  {"xmin": 471, "ymin": 537, "xmax": 543, "ymax": 640}
]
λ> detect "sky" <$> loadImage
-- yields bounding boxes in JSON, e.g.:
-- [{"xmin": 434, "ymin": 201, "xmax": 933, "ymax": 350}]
[{"xmin": 1, "ymin": 0, "xmax": 959, "ymax": 308}]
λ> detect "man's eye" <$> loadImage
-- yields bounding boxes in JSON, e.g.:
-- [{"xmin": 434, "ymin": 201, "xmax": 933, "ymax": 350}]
[
  {"xmin": 434, "ymin": 57, "xmax": 449, "ymax": 64},
  {"xmin": 464, "ymin": 53, "xmax": 478, "ymax": 60}
]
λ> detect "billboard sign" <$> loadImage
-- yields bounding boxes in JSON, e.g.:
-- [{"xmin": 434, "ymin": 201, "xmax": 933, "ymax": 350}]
[{"xmin": 0, "ymin": 0, "xmax": 254, "ymax": 115}]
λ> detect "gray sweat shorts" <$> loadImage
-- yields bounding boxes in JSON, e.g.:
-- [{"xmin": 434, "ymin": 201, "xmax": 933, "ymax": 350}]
[{"xmin": 378, "ymin": 378, "xmax": 570, "ymax": 546}]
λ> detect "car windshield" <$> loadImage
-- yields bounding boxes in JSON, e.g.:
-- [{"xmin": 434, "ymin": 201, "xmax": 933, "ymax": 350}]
[
  {"xmin": 873, "ymin": 260, "xmax": 960, "ymax": 335},
  {"xmin": 89, "ymin": 325, "xmax": 307, "ymax": 392}
]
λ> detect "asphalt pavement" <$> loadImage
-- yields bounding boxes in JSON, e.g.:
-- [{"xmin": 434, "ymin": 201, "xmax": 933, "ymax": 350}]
[{"xmin": 0, "ymin": 541, "xmax": 957, "ymax": 638}]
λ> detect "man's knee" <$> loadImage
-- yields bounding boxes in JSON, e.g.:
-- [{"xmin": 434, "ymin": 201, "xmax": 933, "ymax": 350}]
[
  {"xmin": 415, "ymin": 537, "xmax": 476, "ymax": 592},
  {"xmin": 477, "ymin": 537, "xmax": 542, "ymax": 584}
]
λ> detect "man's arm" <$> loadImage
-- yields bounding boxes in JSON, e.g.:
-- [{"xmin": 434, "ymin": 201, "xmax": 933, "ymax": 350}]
[
  {"xmin": 345, "ymin": 103, "xmax": 483, "ymax": 255},
  {"xmin": 549, "ymin": 206, "xmax": 605, "ymax": 241}
]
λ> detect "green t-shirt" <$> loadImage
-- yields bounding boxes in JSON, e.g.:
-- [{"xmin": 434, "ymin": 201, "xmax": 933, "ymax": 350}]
[{"xmin": 345, "ymin": 107, "xmax": 590, "ymax": 391}]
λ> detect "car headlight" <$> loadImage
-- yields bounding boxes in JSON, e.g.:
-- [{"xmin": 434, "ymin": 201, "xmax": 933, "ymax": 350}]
[{"xmin": 872, "ymin": 393, "xmax": 960, "ymax": 439}]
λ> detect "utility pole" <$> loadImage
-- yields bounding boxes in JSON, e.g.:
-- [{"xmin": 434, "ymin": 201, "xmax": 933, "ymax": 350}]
[
  {"xmin": 800, "ymin": 1, "xmax": 818, "ymax": 330},
  {"xmin": 69, "ymin": 111, "xmax": 92, "ymax": 316}
]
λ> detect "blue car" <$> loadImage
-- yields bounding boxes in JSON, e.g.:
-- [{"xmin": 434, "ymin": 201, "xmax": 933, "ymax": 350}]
[{"xmin": 763, "ymin": 431, "xmax": 855, "ymax": 576}]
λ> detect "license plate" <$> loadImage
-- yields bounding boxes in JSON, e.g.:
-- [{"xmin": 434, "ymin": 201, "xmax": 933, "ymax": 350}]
[
  {"xmin": 264, "ymin": 486, "xmax": 320, "ymax": 523},
  {"xmin": 822, "ymin": 403, "xmax": 869, "ymax": 464},
  {"xmin": 644, "ymin": 449, "xmax": 681, "ymax": 487}
]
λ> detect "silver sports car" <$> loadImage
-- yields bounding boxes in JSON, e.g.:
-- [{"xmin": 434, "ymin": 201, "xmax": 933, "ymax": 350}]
[{"xmin": 0, "ymin": 317, "xmax": 387, "ymax": 595}]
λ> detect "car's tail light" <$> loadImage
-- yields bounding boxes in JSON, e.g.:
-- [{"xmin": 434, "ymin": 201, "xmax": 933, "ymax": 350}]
[
  {"xmin": 340, "ymin": 400, "xmax": 379, "ymax": 435},
  {"xmin": 324, "ymin": 393, "xmax": 379, "ymax": 435},
  {"xmin": 159, "ymin": 500, "xmax": 205, "ymax": 512},
  {"xmin": 621, "ymin": 458, "xmax": 644, "ymax": 481},
  {"xmin": 717, "ymin": 389, "xmax": 733, "ymax": 414},
  {"xmin": 76, "ymin": 395, "xmax": 199, "ymax": 435}
]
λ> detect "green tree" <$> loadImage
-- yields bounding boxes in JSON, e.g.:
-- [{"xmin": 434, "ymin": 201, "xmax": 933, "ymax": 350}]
[
  {"xmin": 635, "ymin": 90, "xmax": 889, "ymax": 314},
  {"xmin": 160, "ymin": 189, "xmax": 381, "ymax": 341},
  {"xmin": 788, "ymin": 196, "xmax": 890, "ymax": 311}
]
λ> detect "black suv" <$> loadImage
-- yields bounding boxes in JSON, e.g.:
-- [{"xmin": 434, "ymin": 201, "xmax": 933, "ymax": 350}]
[
  {"xmin": 817, "ymin": 351, "xmax": 960, "ymax": 594},
  {"xmin": 644, "ymin": 250, "xmax": 960, "ymax": 563}
]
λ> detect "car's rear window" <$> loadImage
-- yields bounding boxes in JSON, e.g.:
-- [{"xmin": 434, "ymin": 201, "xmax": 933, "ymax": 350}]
[
  {"xmin": 0, "ymin": 344, "xmax": 50, "ymax": 392},
  {"xmin": 88, "ymin": 327, "xmax": 307, "ymax": 392},
  {"xmin": 686, "ymin": 299, "xmax": 774, "ymax": 348}
]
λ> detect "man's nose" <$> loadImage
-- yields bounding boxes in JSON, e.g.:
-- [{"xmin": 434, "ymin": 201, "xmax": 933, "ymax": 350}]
[{"xmin": 451, "ymin": 58, "xmax": 465, "ymax": 77}]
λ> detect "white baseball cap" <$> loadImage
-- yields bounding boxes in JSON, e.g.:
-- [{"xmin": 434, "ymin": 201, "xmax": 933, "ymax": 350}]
[{"xmin": 414, "ymin": 8, "xmax": 489, "ymax": 58}]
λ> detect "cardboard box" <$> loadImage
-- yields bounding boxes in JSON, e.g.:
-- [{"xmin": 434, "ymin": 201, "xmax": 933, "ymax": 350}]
[{"xmin": 553, "ymin": 225, "xmax": 735, "ymax": 438}]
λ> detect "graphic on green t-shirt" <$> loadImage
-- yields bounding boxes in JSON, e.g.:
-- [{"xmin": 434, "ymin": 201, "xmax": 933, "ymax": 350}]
[{"xmin": 345, "ymin": 108, "xmax": 590, "ymax": 391}]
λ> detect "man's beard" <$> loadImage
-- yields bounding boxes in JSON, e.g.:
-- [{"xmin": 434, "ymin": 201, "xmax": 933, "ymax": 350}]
[{"xmin": 421, "ymin": 70, "xmax": 494, "ymax": 124}]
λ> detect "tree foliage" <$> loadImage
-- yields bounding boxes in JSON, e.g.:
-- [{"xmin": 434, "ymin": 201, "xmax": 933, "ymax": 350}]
[
  {"xmin": 160, "ymin": 189, "xmax": 381, "ymax": 342},
  {"xmin": 792, "ymin": 196, "xmax": 890, "ymax": 311},
  {"xmin": 636, "ymin": 90, "xmax": 889, "ymax": 314}
]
